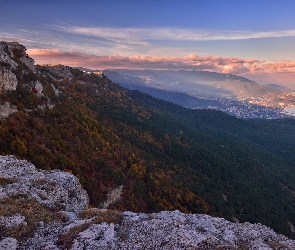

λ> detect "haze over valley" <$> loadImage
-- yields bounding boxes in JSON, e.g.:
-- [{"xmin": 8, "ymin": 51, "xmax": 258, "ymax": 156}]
[{"xmin": 104, "ymin": 69, "xmax": 295, "ymax": 118}]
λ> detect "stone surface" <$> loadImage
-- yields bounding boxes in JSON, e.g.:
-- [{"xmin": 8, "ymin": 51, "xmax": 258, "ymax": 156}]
[
  {"xmin": 0, "ymin": 102, "xmax": 17, "ymax": 119},
  {"xmin": 0, "ymin": 155, "xmax": 89, "ymax": 212},
  {"xmin": 0, "ymin": 67, "xmax": 18, "ymax": 91},
  {"xmin": 0, "ymin": 214, "xmax": 27, "ymax": 228},
  {"xmin": 0, "ymin": 42, "xmax": 69, "ymax": 116},
  {"xmin": 34, "ymin": 80, "xmax": 43, "ymax": 94},
  {"xmin": 0, "ymin": 42, "xmax": 19, "ymax": 69},
  {"xmin": 101, "ymin": 185, "xmax": 123, "ymax": 209},
  {"xmin": 20, "ymin": 55, "xmax": 36, "ymax": 73},
  {"xmin": 45, "ymin": 65, "xmax": 73, "ymax": 79},
  {"xmin": 0, "ymin": 41, "xmax": 35, "ymax": 72},
  {"xmin": 0, "ymin": 237, "xmax": 18, "ymax": 250}
]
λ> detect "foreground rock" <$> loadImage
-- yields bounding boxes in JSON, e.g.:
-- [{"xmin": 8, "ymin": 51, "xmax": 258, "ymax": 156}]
[
  {"xmin": 0, "ymin": 155, "xmax": 295, "ymax": 249},
  {"xmin": 0, "ymin": 155, "xmax": 89, "ymax": 212}
]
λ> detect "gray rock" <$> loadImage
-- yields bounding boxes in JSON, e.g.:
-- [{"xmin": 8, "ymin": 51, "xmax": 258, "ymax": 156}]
[
  {"xmin": 0, "ymin": 102, "xmax": 17, "ymax": 119},
  {"xmin": 0, "ymin": 155, "xmax": 89, "ymax": 212},
  {"xmin": 0, "ymin": 67, "xmax": 18, "ymax": 91},
  {"xmin": 0, "ymin": 214, "xmax": 27, "ymax": 228},
  {"xmin": 0, "ymin": 237, "xmax": 18, "ymax": 250},
  {"xmin": 100, "ymin": 185, "xmax": 123, "ymax": 209}
]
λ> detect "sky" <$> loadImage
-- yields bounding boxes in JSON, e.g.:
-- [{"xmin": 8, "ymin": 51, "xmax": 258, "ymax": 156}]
[{"xmin": 0, "ymin": 0, "xmax": 295, "ymax": 88}]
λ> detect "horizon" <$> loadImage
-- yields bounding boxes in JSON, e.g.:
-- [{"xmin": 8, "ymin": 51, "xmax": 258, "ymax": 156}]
[{"xmin": 0, "ymin": 0, "xmax": 295, "ymax": 88}]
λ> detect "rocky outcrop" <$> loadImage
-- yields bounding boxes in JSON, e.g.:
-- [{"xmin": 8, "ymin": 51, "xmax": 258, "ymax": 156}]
[
  {"xmin": 0, "ymin": 67, "xmax": 18, "ymax": 91},
  {"xmin": 0, "ymin": 42, "xmax": 19, "ymax": 69},
  {"xmin": 33, "ymin": 80, "xmax": 43, "ymax": 94},
  {"xmin": 20, "ymin": 55, "xmax": 36, "ymax": 73},
  {"xmin": 0, "ymin": 155, "xmax": 295, "ymax": 249},
  {"xmin": 0, "ymin": 42, "xmax": 35, "ymax": 72},
  {"xmin": 0, "ymin": 41, "xmax": 37, "ymax": 93},
  {"xmin": 44, "ymin": 65, "xmax": 74, "ymax": 79},
  {"xmin": 0, "ymin": 155, "xmax": 89, "ymax": 212},
  {"xmin": 0, "ymin": 41, "xmax": 62, "ymax": 115},
  {"xmin": 0, "ymin": 102, "xmax": 17, "ymax": 119},
  {"xmin": 100, "ymin": 185, "xmax": 123, "ymax": 209},
  {"xmin": 0, "ymin": 237, "xmax": 18, "ymax": 249}
]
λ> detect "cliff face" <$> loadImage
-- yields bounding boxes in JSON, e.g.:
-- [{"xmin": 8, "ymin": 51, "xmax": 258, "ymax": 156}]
[
  {"xmin": 0, "ymin": 42, "xmax": 35, "ymax": 71},
  {"xmin": 0, "ymin": 155, "xmax": 295, "ymax": 250},
  {"xmin": 0, "ymin": 67, "xmax": 18, "ymax": 91},
  {"xmin": 0, "ymin": 41, "xmax": 66, "ymax": 118},
  {"xmin": 0, "ymin": 42, "xmax": 36, "ymax": 92}
]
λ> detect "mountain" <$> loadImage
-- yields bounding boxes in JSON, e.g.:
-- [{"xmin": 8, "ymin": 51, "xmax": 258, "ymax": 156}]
[
  {"xmin": 1, "ymin": 155, "xmax": 295, "ymax": 249},
  {"xmin": 267, "ymin": 83, "xmax": 295, "ymax": 92},
  {"xmin": 104, "ymin": 69, "xmax": 295, "ymax": 118},
  {"xmin": 104, "ymin": 69, "xmax": 277, "ymax": 99},
  {"xmin": 1, "ymin": 42, "xmax": 295, "ymax": 238}
]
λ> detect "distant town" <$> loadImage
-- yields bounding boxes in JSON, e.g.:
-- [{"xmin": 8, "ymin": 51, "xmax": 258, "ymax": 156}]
[{"xmin": 191, "ymin": 93, "xmax": 295, "ymax": 119}]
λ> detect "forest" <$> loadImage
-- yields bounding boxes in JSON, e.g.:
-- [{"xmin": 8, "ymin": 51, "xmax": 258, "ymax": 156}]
[{"xmin": 1, "ymin": 55, "xmax": 295, "ymax": 238}]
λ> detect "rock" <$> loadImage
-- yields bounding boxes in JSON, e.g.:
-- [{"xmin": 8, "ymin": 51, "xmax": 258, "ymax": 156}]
[
  {"xmin": 0, "ymin": 42, "xmax": 19, "ymax": 69},
  {"xmin": 0, "ymin": 67, "xmax": 18, "ymax": 91},
  {"xmin": 0, "ymin": 155, "xmax": 89, "ymax": 212},
  {"xmin": 34, "ymin": 80, "xmax": 43, "ymax": 94},
  {"xmin": 0, "ymin": 41, "xmax": 36, "ymax": 72},
  {"xmin": 51, "ymin": 83, "xmax": 61, "ymax": 96},
  {"xmin": 0, "ymin": 237, "xmax": 18, "ymax": 250},
  {"xmin": 100, "ymin": 185, "xmax": 123, "ymax": 209},
  {"xmin": 20, "ymin": 55, "xmax": 36, "ymax": 73},
  {"xmin": 44, "ymin": 65, "xmax": 73, "ymax": 79},
  {"xmin": 71, "ymin": 223, "xmax": 116, "ymax": 250},
  {"xmin": 0, "ymin": 102, "xmax": 17, "ymax": 119},
  {"xmin": 0, "ymin": 214, "xmax": 27, "ymax": 228}
]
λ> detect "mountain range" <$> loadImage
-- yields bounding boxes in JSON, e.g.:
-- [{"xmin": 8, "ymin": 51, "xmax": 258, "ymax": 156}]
[
  {"xmin": 104, "ymin": 69, "xmax": 275, "ymax": 98},
  {"xmin": 1, "ymin": 41, "xmax": 295, "ymax": 239},
  {"xmin": 104, "ymin": 69, "xmax": 295, "ymax": 118}
]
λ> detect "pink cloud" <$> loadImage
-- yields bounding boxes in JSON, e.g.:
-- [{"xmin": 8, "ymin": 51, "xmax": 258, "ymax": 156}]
[{"xmin": 27, "ymin": 48, "xmax": 295, "ymax": 87}]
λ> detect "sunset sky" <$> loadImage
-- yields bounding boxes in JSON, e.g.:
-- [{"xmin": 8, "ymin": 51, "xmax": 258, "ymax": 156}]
[{"xmin": 0, "ymin": 0, "xmax": 294, "ymax": 88}]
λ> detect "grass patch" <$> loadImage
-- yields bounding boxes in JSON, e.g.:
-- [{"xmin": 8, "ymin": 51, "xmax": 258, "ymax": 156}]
[
  {"xmin": 0, "ymin": 197, "xmax": 66, "ymax": 242},
  {"xmin": 57, "ymin": 209, "xmax": 121, "ymax": 249},
  {"xmin": 79, "ymin": 208, "xmax": 121, "ymax": 224},
  {"xmin": 57, "ymin": 221, "xmax": 93, "ymax": 250},
  {"xmin": 266, "ymin": 240, "xmax": 292, "ymax": 249},
  {"xmin": 0, "ymin": 177, "xmax": 15, "ymax": 186}
]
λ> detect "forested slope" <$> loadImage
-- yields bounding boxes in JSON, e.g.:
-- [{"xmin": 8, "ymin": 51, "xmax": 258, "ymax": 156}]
[{"xmin": 1, "ymin": 42, "xmax": 295, "ymax": 238}]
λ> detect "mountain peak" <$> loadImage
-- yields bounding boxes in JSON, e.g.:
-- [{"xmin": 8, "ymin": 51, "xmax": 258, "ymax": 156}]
[{"xmin": 0, "ymin": 41, "xmax": 35, "ymax": 72}]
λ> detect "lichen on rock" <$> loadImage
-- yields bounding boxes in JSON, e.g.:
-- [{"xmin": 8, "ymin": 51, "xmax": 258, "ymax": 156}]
[
  {"xmin": 0, "ymin": 102, "xmax": 17, "ymax": 119},
  {"xmin": 0, "ymin": 67, "xmax": 18, "ymax": 91}
]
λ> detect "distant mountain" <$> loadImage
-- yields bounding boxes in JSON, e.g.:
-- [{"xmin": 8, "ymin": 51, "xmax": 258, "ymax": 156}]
[
  {"xmin": 104, "ymin": 69, "xmax": 279, "ymax": 99},
  {"xmin": 267, "ymin": 83, "xmax": 295, "ymax": 92},
  {"xmin": 2, "ymin": 42, "xmax": 295, "ymax": 238},
  {"xmin": 104, "ymin": 69, "xmax": 295, "ymax": 118}
]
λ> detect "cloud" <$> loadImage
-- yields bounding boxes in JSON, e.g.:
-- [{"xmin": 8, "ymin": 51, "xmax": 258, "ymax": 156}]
[
  {"xmin": 27, "ymin": 48, "xmax": 295, "ymax": 75},
  {"xmin": 26, "ymin": 48, "xmax": 295, "ymax": 87},
  {"xmin": 60, "ymin": 26, "xmax": 295, "ymax": 43}
]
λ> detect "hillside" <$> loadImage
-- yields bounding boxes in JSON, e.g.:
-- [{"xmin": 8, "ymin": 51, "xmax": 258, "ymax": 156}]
[{"xmin": 1, "ymin": 42, "xmax": 295, "ymax": 238}]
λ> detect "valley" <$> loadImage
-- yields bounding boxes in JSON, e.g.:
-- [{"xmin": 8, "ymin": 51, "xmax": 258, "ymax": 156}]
[{"xmin": 104, "ymin": 69, "xmax": 295, "ymax": 119}]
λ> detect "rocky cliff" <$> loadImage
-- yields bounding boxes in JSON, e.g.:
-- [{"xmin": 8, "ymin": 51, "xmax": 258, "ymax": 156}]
[
  {"xmin": 0, "ymin": 155, "xmax": 295, "ymax": 249},
  {"xmin": 0, "ymin": 41, "xmax": 67, "ymax": 119}
]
